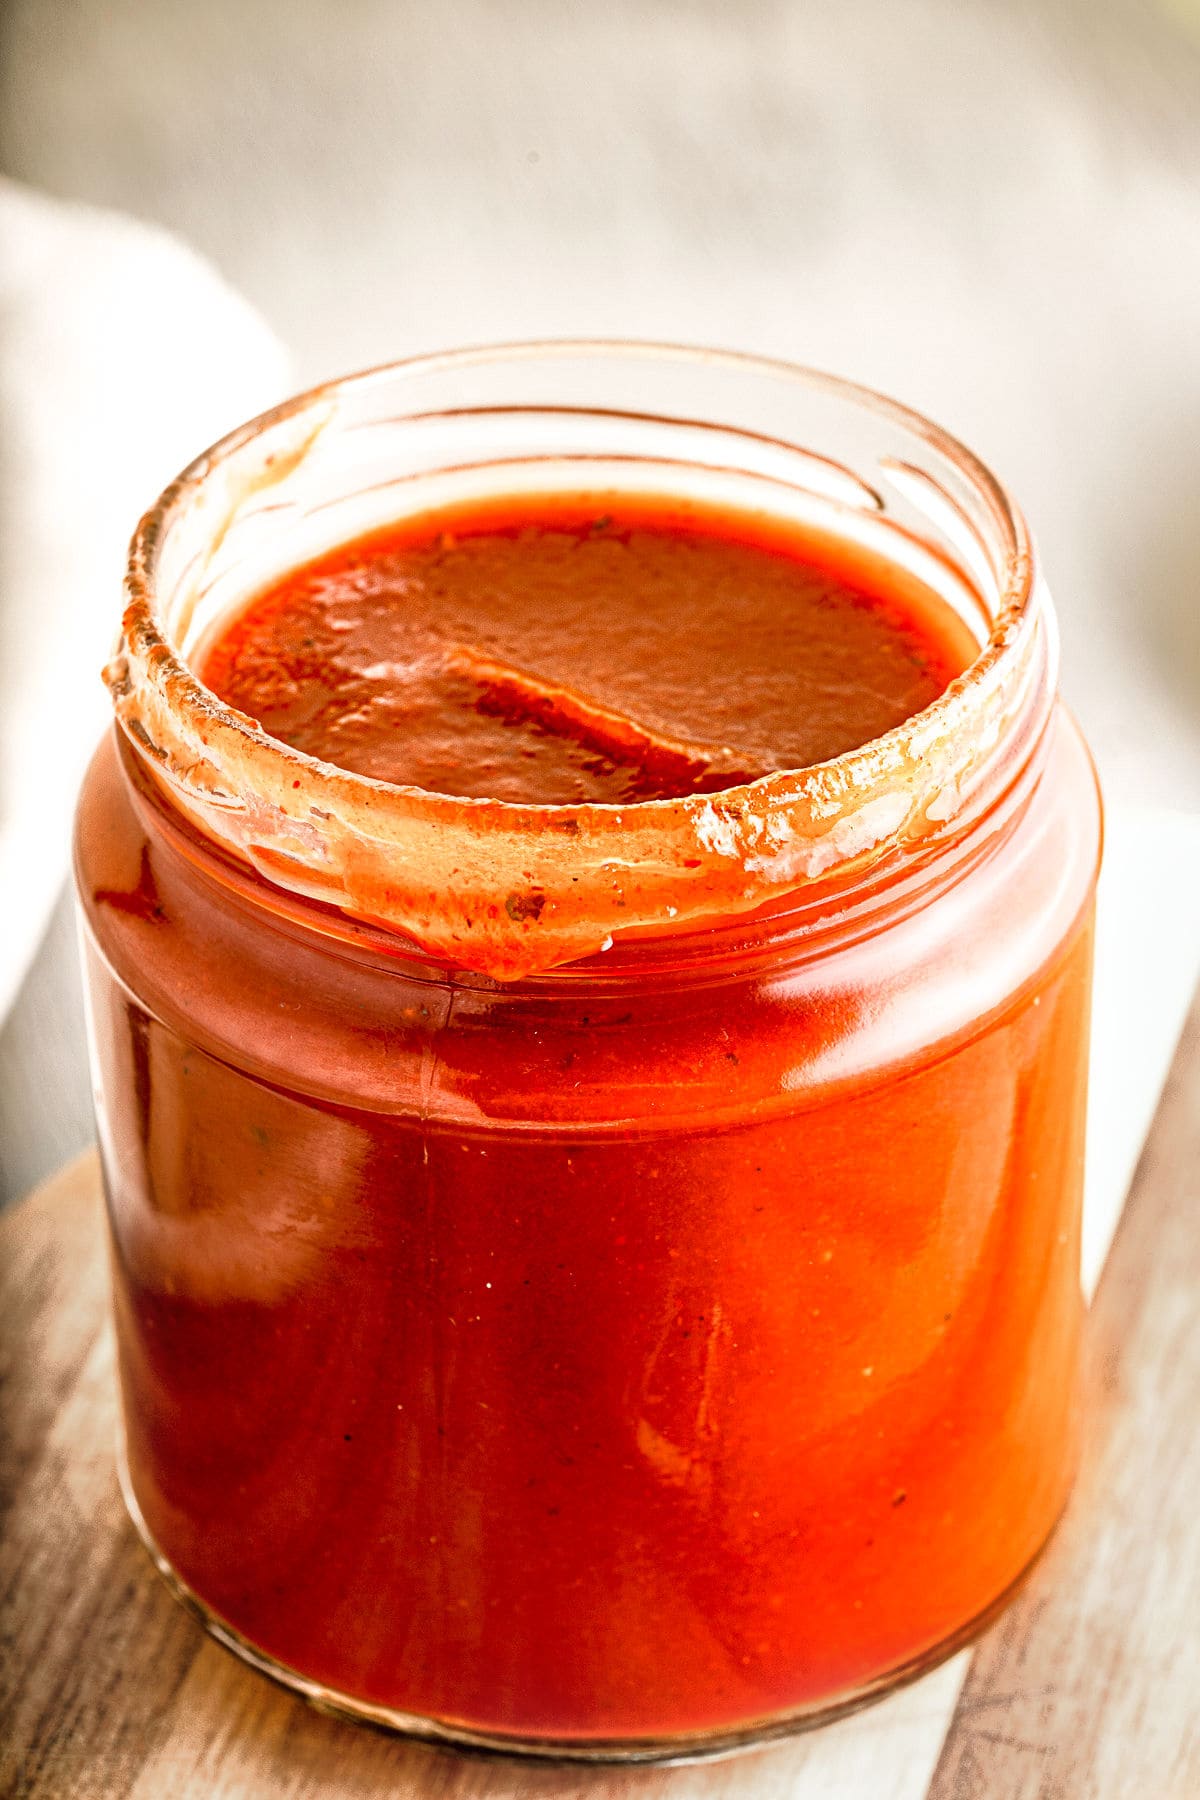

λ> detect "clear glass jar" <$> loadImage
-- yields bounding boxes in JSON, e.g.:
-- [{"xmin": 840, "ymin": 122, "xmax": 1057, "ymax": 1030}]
[{"xmin": 76, "ymin": 344, "xmax": 1101, "ymax": 1760}]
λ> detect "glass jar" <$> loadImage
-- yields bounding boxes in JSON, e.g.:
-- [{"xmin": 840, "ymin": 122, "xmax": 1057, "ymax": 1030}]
[{"xmin": 76, "ymin": 344, "xmax": 1101, "ymax": 1761}]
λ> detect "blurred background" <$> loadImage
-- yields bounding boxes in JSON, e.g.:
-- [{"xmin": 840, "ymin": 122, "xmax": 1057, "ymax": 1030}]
[{"xmin": 2, "ymin": 0, "xmax": 1199, "ymax": 1199}]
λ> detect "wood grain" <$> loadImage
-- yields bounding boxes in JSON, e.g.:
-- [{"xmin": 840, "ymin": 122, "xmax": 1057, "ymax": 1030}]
[
  {"xmin": 929, "ymin": 999, "xmax": 1200, "ymax": 1800},
  {"xmin": 1, "ymin": 997, "xmax": 1197, "ymax": 1798}
]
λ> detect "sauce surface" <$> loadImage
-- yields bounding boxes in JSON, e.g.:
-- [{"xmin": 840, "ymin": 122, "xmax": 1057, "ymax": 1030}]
[{"xmin": 200, "ymin": 496, "xmax": 976, "ymax": 805}]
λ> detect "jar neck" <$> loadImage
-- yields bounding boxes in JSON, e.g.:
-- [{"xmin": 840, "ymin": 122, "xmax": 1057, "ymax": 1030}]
[
  {"xmin": 111, "ymin": 344, "xmax": 1049, "ymax": 980},
  {"xmin": 121, "ymin": 609, "xmax": 1055, "ymax": 992}
]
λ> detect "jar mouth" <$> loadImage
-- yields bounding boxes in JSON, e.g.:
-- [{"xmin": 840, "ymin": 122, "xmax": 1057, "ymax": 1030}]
[{"xmin": 109, "ymin": 340, "xmax": 1051, "ymax": 979}]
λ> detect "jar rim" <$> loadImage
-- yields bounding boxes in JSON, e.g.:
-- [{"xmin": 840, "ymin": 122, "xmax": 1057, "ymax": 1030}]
[{"xmin": 109, "ymin": 340, "xmax": 1050, "ymax": 979}]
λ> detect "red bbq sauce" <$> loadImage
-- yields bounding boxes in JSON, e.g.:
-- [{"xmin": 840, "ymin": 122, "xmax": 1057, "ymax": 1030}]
[{"xmin": 80, "ymin": 487, "xmax": 1093, "ymax": 1747}]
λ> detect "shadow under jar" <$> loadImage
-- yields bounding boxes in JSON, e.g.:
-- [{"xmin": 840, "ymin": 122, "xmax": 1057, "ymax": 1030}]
[{"xmin": 75, "ymin": 344, "xmax": 1102, "ymax": 1761}]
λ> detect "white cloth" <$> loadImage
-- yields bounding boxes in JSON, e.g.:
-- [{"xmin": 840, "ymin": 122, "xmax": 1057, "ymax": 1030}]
[{"xmin": 0, "ymin": 180, "xmax": 289, "ymax": 1022}]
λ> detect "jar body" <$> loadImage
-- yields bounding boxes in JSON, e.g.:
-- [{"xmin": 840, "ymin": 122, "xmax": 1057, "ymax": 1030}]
[{"xmin": 76, "ymin": 696, "xmax": 1100, "ymax": 1754}]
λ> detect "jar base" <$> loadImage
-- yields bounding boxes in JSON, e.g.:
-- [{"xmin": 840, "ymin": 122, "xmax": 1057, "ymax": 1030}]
[{"xmin": 117, "ymin": 1449, "xmax": 1066, "ymax": 1766}]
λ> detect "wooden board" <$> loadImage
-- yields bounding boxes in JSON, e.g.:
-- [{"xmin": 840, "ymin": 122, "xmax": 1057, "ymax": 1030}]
[{"xmin": 2, "ymin": 999, "xmax": 1198, "ymax": 1799}]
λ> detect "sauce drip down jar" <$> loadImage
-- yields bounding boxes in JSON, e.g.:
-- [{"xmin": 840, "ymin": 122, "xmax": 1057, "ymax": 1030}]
[{"xmin": 75, "ymin": 345, "xmax": 1102, "ymax": 1759}]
